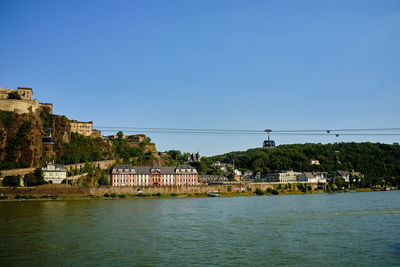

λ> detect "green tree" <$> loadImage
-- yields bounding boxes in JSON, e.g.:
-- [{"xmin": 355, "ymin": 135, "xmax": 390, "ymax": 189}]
[
  {"xmin": 333, "ymin": 176, "xmax": 346, "ymax": 189},
  {"xmin": 7, "ymin": 91, "xmax": 21, "ymax": 100},
  {"xmin": 255, "ymin": 188, "xmax": 264, "ymax": 195},
  {"xmin": 2, "ymin": 175, "xmax": 21, "ymax": 187},
  {"xmin": 24, "ymin": 168, "xmax": 46, "ymax": 186},
  {"xmin": 34, "ymin": 168, "xmax": 44, "ymax": 180},
  {"xmin": 98, "ymin": 174, "xmax": 109, "ymax": 186}
]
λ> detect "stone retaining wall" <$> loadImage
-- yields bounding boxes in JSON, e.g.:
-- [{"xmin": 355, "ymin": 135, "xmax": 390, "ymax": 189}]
[
  {"xmin": 0, "ymin": 182, "xmax": 323, "ymax": 196},
  {"xmin": 89, "ymin": 182, "xmax": 322, "ymax": 195},
  {"xmin": 65, "ymin": 159, "xmax": 116, "ymax": 171}
]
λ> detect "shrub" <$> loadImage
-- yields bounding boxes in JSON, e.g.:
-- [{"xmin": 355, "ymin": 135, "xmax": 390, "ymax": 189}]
[
  {"xmin": 255, "ymin": 188, "xmax": 264, "ymax": 195},
  {"xmin": 7, "ymin": 91, "xmax": 21, "ymax": 100},
  {"xmin": 271, "ymin": 189, "xmax": 279, "ymax": 195},
  {"xmin": 0, "ymin": 195, "xmax": 7, "ymax": 200},
  {"xmin": 40, "ymin": 195, "xmax": 49, "ymax": 198},
  {"xmin": 118, "ymin": 194, "xmax": 126, "ymax": 199},
  {"xmin": 247, "ymin": 187, "xmax": 252, "ymax": 192},
  {"xmin": 296, "ymin": 183, "xmax": 303, "ymax": 190},
  {"xmin": 111, "ymin": 193, "xmax": 118, "ymax": 198},
  {"xmin": 155, "ymin": 192, "xmax": 161, "ymax": 197},
  {"xmin": 171, "ymin": 193, "xmax": 178, "ymax": 197},
  {"xmin": 15, "ymin": 195, "xmax": 37, "ymax": 199},
  {"xmin": 2, "ymin": 175, "xmax": 21, "ymax": 187},
  {"xmin": 307, "ymin": 185, "xmax": 312, "ymax": 191},
  {"xmin": 266, "ymin": 188, "xmax": 272, "ymax": 194},
  {"xmin": 277, "ymin": 184, "xmax": 282, "ymax": 190},
  {"xmin": 88, "ymin": 194, "xmax": 99, "ymax": 199},
  {"xmin": 227, "ymin": 185, "xmax": 232, "ymax": 192},
  {"xmin": 104, "ymin": 193, "xmax": 110, "ymax": 197}
]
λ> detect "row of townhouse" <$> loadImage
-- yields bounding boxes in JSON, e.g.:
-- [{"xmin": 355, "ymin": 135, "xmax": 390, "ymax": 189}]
[
  {"xmin": 110, "ymin": 164, "xmax": 198, "ymax": 187},
  {"xmin": 262, "ymin": 171, "xmax": 329, "ymax": 183}
]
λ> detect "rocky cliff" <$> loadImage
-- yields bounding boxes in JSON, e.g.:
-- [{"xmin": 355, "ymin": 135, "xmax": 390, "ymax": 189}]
[
  {"xmin": 0, "ymin": 109, "xmax": 72, "ymax": 169},
  {"xmin": 0, "ymin": 109, "xmax": 167, "ymax": 170}
]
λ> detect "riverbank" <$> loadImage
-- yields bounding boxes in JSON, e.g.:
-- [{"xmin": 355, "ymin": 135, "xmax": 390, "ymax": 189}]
[{"xmin": 0, "ymin": 184, "xmax": 382, "ymax": 202}]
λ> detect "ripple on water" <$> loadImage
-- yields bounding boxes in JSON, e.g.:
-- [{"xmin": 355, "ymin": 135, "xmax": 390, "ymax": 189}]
[{"xmin": 0, "ymin": 192, "xmax": 399, "ymax": 266}]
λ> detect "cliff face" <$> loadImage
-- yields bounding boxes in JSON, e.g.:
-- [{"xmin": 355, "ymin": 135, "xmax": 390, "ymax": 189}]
[
  {"xmin": 0, "ymin": 110, "xmax": 71, "ymax": 169},
  {"xmin": 0, "ymin": 109, "xmax": 166, "ymax": 170}
]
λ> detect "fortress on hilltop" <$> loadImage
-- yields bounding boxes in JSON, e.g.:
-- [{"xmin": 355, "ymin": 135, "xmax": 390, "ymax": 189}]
[
  {"xmin": 0, "ymin": 86, "xmax": 100, "ymax": 137},
  {"xmin": 0, "ymin": 87, "xmax": 53, "ymax": 114}
]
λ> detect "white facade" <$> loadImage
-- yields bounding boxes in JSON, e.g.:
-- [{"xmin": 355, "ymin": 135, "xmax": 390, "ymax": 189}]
[
  {"xmin": 300, "ymin": 172, "xmax": 328, "ymax": 183},
  {"xmin": 42, "ymin": 162, "xmax": 67, "ymax": 184},
  {"xmin": 264, "ymin": 171, "xmax": 302, "ymax": 183}
]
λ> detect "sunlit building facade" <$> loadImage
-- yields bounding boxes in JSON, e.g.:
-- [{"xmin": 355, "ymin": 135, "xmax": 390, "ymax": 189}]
[{"xmin": 110, "ymin": 164, "xmax": 198, "ymax": 187}]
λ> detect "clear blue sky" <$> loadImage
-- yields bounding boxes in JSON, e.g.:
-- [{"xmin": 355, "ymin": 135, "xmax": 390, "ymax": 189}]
[{"xmin": 1, "ymin": 0, "xmax": 399, "ymax": 156}]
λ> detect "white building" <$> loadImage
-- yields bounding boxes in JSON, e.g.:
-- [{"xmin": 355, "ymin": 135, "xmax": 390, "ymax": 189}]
[
  {"xmin": 300, "ymin": 172, "xmax": 328, "ymax": 183},
  {"xmin": 264, "ymin": 171, "xmax": 302, "ymax": 183},
  {"xmin": 337, "ymin": 170, "xmax": 364, "ymax": 182},
  {"xmin": 234, "ymin": 169, "xmax": 242, "ymax": 176},
  {"xmin": 42, "ymin": 162, "xmax": 67, "ymax": 184}
]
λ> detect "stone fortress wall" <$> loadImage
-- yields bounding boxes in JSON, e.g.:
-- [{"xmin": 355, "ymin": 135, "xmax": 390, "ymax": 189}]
[{"xmin": 0, "ymin": 87, "xmax": 53, "ymax": 114}]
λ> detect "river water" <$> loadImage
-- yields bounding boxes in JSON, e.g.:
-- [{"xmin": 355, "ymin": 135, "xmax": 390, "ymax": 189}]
[{"xmin": 0, "ymin": 191, "xmax": 399, "ymax": 266}]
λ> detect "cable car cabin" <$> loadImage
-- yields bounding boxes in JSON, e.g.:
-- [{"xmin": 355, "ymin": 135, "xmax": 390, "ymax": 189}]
[
  {"xmin": 263, "ymin": 140, "xmax": 275, "ymax": 148},
  {"xmin": 42, "ymin": 136, "xmax": 55, "ymax": 145}
]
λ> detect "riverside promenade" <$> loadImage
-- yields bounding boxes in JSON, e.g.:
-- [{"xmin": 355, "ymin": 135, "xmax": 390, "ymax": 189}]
[{"xmin": 0, "ymin": 182, "xmax": 324, "ymax": 198}]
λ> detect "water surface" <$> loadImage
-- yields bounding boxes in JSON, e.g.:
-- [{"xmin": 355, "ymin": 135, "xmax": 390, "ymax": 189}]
[{"xmin": 1, "ymin": 191, "xmax": 399, "ymax": 266}]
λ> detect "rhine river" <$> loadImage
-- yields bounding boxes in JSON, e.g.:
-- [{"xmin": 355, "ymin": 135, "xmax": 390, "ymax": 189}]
[{"xmin": 0, "ymin": 191, "xmax": 399, "ymax": 266}]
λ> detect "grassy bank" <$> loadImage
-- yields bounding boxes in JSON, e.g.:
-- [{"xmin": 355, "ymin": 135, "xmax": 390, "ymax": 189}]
[{"xmin": 0, "ymin": 187, "xmax": 388, "ymax": 201}]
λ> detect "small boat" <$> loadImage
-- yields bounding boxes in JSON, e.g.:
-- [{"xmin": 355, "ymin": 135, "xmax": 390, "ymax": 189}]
[{"xmin": 207, "ymin": 191, "xmax": 220, "ymax": 197}]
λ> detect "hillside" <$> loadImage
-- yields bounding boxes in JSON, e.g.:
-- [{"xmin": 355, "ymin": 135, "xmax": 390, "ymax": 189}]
[
  {"xmin": 0, "ymin": 110, "xmax": 166, "ymax": 170},
  {"xmin": 199, "ymin": 143, "xmax": 400, "ymax": 180},
  {"xmin": 0, "ymin": 109, "xmax": 72, "ymax": 169}
]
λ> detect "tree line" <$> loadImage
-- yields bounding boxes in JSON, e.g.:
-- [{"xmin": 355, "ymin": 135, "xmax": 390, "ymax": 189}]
[{"xmin": 202, "ymin": 142, "xmax": 400, "ymax": 186}]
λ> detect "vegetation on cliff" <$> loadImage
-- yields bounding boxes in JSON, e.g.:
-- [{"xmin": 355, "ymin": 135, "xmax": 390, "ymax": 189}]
[
  {"xmin": 56, "ymin": 132, "xmax": 111, "ymax": 164},
  {"xmin": 0, "ymin": 110, "xmax": 40, "ymax": 169},
  {"xmin": 0, "ymin": 110, "xmax": 174, "ymax": 170},
  {"xmin": 7, "ymin": 91, "xmax": 21, "ymax": 100},
  {"xmin": 202, "ymin": 142, "xmax": 400, "ymax": 186}
]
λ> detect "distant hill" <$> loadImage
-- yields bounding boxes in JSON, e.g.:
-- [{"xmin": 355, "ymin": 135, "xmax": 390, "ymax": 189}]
[{"xmin": 206, "ymin": 143, "xmax": 400, "ymax": 179}]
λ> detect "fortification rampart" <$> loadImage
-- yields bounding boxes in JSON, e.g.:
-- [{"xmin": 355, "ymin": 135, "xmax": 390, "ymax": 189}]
[
  {"xmin": 0, "ymin": 99, "xmax": 50, "ymax": 114},
  {"xmin": 65, "ymin": 159, "xmax": 116, "ymax": 171}
]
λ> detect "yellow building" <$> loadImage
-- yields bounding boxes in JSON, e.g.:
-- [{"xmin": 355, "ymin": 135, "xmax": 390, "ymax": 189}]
[
  {"xmin": 0, "ymin": 87, "xmax": 33, "ymax": 100},
  {"xmin": 17, "ymin": 87, "xmax": 33, "ymax": 100},
  {"xmin": 69, "ymin": 120, "xmax": 93, "ymax": 136}
]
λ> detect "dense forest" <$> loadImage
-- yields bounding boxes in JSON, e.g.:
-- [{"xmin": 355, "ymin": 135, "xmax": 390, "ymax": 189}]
[
  {"xmin": 191, "ymin": 142, "xmax": 400, "ymax": 184},
  {"xmin": 199, "ymin": 143, "xmax": 400, "ymax": 181}
]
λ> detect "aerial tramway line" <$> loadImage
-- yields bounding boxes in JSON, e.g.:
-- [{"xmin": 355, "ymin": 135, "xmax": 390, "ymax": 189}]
[{"xmin": 94, "ymin": 125, "xmax": 400, "ymax": 148}]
